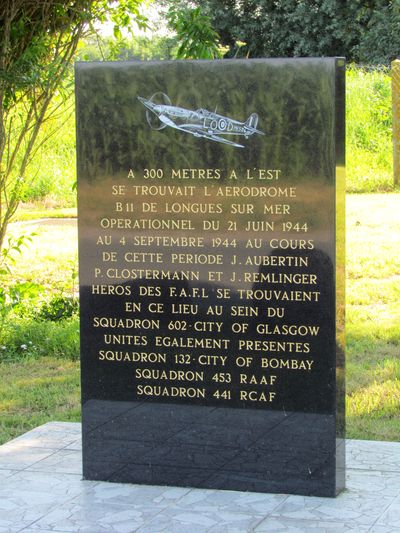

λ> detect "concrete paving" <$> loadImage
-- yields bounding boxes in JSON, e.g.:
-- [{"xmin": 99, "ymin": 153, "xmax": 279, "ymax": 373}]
[{"xmin": 0, "ymin": 422, "xmax": 399, "ymax": 532}]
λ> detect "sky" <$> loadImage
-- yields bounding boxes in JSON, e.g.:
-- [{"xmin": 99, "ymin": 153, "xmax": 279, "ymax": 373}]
[{"xmin": 97, "ymin": 1, "xmax": 171, "ymax": 38}]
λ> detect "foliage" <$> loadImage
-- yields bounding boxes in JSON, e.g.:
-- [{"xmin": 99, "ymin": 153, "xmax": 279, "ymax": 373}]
[
  {"xmin": 0, "ymin": 317, "xmax": 80, "ymax": 362},
  {"xmin": 38, "ymin": 295, "xmax": 79, "ymax": 321},
  {"xmin": 0, "ymin": 220, "xmax": 79, "ymax": 356},
  {"xmin": 77, "ymin": 34, "xmax": 178, "ymax": 61},
  {"xmin": 0, "ymin": 273, "xmax": 79, "ymax": 361},
  {"xmin": 0, "ymin": 277, "xmax": 79, "ymax": 359},
  {"xmin": 0, "ymin": 233, "xmax": 36, "ymax": 276},
  {"xmin": 346, "ymin": 66, "xmax": 394, "ymax": 192},
  {"xmin": 0, "ymin": 233, "xmax": 38, "ymax": 334},
  {"xmin": 171, "ymin": 0, "xmax": 400, "ymax": 64},
  {"xmin": 0, "ymin": 0, "xmax": 147, "ymax": 251},
  {"xmin": 166, "ymin": 5, "xmax": 223, "ymax": 59},
  {"xmin": 19, "ymin": 95, "xmax": 77, "ymax": 205}
]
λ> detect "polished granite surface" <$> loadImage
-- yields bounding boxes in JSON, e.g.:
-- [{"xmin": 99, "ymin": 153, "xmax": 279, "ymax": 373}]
[
  {"xmin": 0, "ymin": 422, "xmax": 399, "ymax": 532},
  {"xmin": 76, "ymin": 58, "xmax": 345, "ymax": 496}
]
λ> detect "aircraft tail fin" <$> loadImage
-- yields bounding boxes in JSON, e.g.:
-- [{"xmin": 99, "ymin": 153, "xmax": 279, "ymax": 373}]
[{"xmin": 245, "ymin": 113, "xmax": 259, "ymax": 130}]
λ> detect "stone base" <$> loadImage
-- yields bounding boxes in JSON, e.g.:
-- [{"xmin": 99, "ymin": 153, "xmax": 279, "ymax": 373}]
[{"xmin": 0, "ymin": 422, "xmax": 399, "ymax": 532}]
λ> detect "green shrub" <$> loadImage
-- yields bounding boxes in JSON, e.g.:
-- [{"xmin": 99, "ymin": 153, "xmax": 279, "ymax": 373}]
[
  {"xmin": 38, "ymin": 295, "xmax": 79, "ymax": 321},
  {"xmin": 0, "ymin": 317, "xmax": 80, "ymax": 362},
  {"xmin": 184, "ymin": 0, "xmax": 400, "ymax": 65}
]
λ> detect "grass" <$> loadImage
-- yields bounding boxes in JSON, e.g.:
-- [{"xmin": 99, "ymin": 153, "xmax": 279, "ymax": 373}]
[
  {"xmin": 15, "ymin": 206, "xmax": 77, "ymax": 222},
  {"xmin": 1, "ymin": 318, "xmax": 80, "ymax": 362},
  {"xmin": 346, "ymin": 194, "xmax": 400, "ymax": 440},
  {"xmin": 3, "ymin": 218, "xmax": 78, "ymax": 290},
  {"xmin": 1, "ymin": 194, "xmax": 399, "ymax": 444},
  {"xmin": 22, "ymin": 98, "xmax": 77, "ymax": 207},
  {"xmin": 0, "ymin": 357, "xmax": 80, "ymax": 444},
  {"xmin": 346, "ymin": 66, "xmax": 394, "ymax": 193}
]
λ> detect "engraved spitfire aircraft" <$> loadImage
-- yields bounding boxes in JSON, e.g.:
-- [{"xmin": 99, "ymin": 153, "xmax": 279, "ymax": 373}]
[{"xmin": 138, "ymin": 92, "xmax": 264, "ymax": 148}]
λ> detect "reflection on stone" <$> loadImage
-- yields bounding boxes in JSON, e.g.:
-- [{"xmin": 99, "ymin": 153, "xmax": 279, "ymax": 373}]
[
  {"xmin": 83, "ymin": 399, "xmax": 340, "ymax": 496},
  {"xmin": 76, "ymin": 58, "xmax": 345, "ymax": 496}
]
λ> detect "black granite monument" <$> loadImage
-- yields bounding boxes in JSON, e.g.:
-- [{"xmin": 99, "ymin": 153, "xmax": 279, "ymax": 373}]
[{"xmin": 76, "ymin": 58, "xmax": 345, "ymax": 497}]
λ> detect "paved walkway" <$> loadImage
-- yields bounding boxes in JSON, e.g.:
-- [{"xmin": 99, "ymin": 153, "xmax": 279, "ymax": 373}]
[{"xmin": 0, "ymin": 422, "xmax": 399, "ymax": 532}]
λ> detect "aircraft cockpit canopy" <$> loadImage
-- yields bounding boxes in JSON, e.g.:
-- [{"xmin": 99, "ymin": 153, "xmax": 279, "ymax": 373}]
[{"xmin": 196, "ymin": 108, "xmax": 210, "ymax": 116}]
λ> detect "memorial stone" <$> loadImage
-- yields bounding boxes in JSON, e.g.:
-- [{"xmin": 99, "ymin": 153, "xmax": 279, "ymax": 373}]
[{"xmin": 75, "ymin": 58, "xmax": 345, "ymax": 497}]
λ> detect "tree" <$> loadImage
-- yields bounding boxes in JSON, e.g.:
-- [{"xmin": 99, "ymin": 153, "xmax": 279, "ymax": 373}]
[
  {"xmin": 166, "ymin": 5, "xmax": 223, "ymax": 59},
  {"xmin": 0, "ymin": 0, "xmax": 146, "ymax": 250},
  {"xmin": 78, "ymin": 34, "xmax": 178, "ymax": 62},
  {"xmin": 168, "ymin": 0, "xmax": 400, "ymax": 64}
]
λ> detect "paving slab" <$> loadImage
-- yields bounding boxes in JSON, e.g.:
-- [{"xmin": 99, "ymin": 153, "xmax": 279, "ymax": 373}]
[{"xmin": 0, "ymin": 422, "xmax": 399, "ymax": 532}]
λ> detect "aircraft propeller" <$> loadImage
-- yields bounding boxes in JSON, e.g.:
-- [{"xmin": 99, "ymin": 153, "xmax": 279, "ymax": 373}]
[{"xmin": 145, "ymin": 92, "xmax": 171, "ymax": 130}]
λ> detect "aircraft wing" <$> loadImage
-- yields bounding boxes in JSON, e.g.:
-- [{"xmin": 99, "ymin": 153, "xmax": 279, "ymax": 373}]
[
  {"xmin": 176, "ymin": 123, "xmax": 245, "ymax": 147},
  {"xmin": 159, "ymin": 114, "xmax": 177, "ymax": 128},
  {"xmin": 158, "ymin": 117, "xmax": 203, "ymax": 136},
  {"xmin": 201, "ymin": 133, "xmax": 244, "ymax": 148}
]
